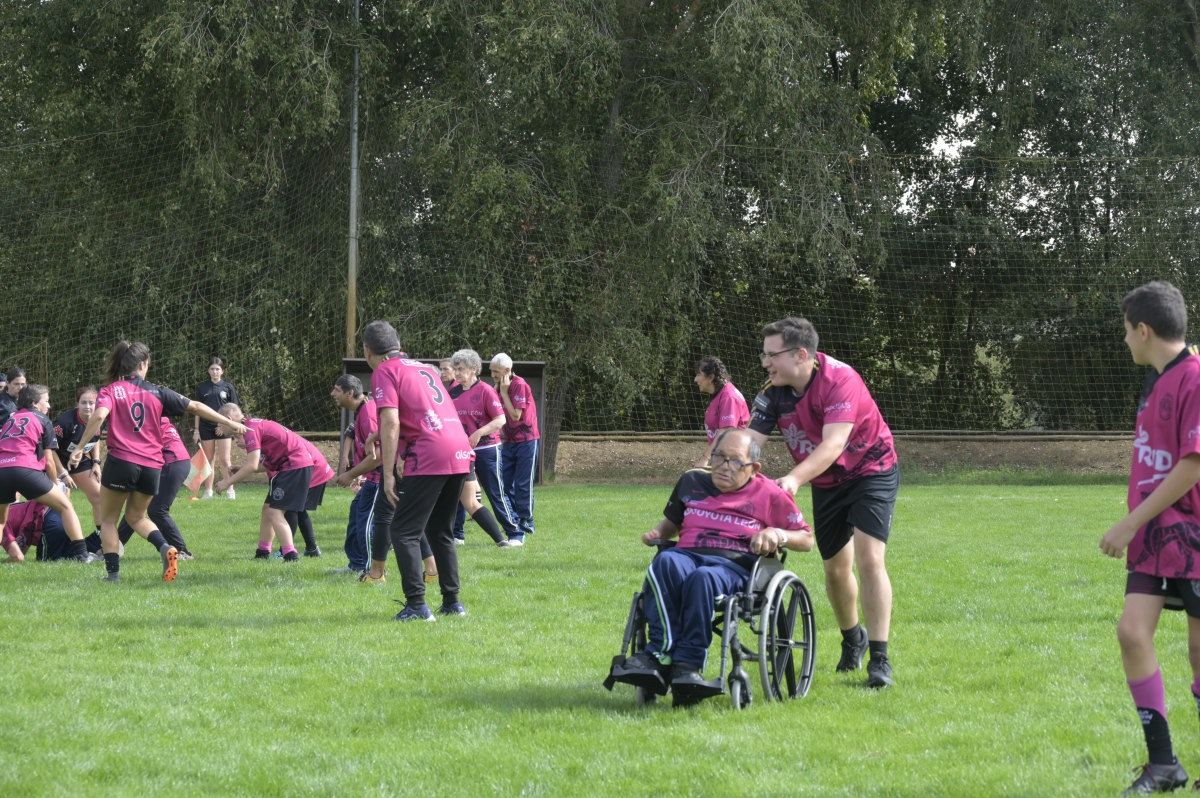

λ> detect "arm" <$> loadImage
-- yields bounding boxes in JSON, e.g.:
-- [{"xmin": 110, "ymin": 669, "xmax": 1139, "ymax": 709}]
[
  {"xmin": 469, "ymin": 414, "xmax": 506, "ymax": 448},
  {"xmin": 216, "ymin": 448, "xmax": 261, "ymax": 491},
  {"xmin": 68, "ymin": 406, "xmax": 110, "ymax": 469},
  {"xmin": 186, "ymin": 400, "xmax": 245, "ymax": 433},
  {"xmin": 1101, "ymin": 453, "xmax": 1200, "ymax": 557},
  {"xmin": 497, "ymin": 375, "xmax": 523, "ymax": 422},
  {"xmin": 46, "ymin": 450, "xmax": 75, "ymax": 491},
  {"xmin": 337, "ymin": 432, "xmax": 351, "ymax": 474},
  {"xmin": 337, "ymin": 432, "xmax": 381, "ymax": 486},
  {"xmin": 641, "ymin": 518, "xmax": 680, "ymax": 546},
  {"xmin": 379, "ymin": 407, "xmax": 400, "ymax": 505},
  {"xmin": 776, "ymin": 422, "xmax": 853, "ymax": 494},
  {"xmin": 4, "ymin": 539, "xmax": 22, "ymax": 563},
  {"xmin": 750, "ymin": 526, "xmax": 815, "ymax": 556}
]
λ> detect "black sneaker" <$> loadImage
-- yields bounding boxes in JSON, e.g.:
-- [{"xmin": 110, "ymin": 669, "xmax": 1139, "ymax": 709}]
[
  {"xmin": 254, "ymin": 549, "xmax": 271, "ymax": 560},
  {"xmin": 103, "ymin": 571, "xmax": 120, "ymax": 582},
  {"xmin": 865, "ymin": 656, "xmax": 895, "ymax": 689},
  {"xmin": 282, "ymin": 550, "xmax": 300, "ymax": 562},
  {"xmin": 1123, "ymin": 761, "xmax": 1188, "ymax": 795},
  {"xmin": 304, "ymin": 547, "xmax": 321, "ymax": 558},
  {"xmin": 837, "ymin": 625, "xmax": 868, "ymax": 672},
  {"xmin": 669, "ymin": 664, "xmax": 723, "ymax": 706}
]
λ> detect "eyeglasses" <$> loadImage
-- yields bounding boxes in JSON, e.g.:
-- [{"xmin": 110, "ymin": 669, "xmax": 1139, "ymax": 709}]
[
  {"xmin": 710, "ymin": 453, "xmax": 753, "ymax": 471},
  {"xmin": 759, "ymin": 347, "xmax": 799, "ymax": 362}
]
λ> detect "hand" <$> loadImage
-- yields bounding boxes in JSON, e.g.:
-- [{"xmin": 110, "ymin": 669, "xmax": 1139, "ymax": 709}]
[
  {"xmin": 214, "ymin": 479, "xmax": 228, "ymax": 493},
  {"xmin": 468, "ymin": 431, "xmax": 483, "ymax": 448},
  {"xmin": 336, "ymin": 472, "xmax": 354, "ymax": 488},
  {"xmin": 62, "ymin": 474, "xmax": 77, "ymax": 491},
  {"xmin": 751, "ymin": 529, "xmax": 785, "ymax": 556},
  {"xmin": 776, "ymin": 474, "xmax": 802, "ymax": 495},
  {"xmin": 497, "ymin": 372, "xmax": 511, "ymax": 392},
  {"xmin": 1100, "ymin": 519, "xmax": 1140, "ymax": 558},
  {"xmin": 383, "ymin": 472, "xmax": 398, "ymax": 507},
  {"xmin": 227, "ymin": 422, "xmax": 247, "ymax": 436},
  {"xmin": 67, "ymin": 449, "xmax": 83, "ymax": 469},
  {"xmin": 192, "ymin": 430, "xmax": 200, "ymax": 440},
  {"xmin": 642, "ymin": 530, "xmax": 663, "ymax": 546}
]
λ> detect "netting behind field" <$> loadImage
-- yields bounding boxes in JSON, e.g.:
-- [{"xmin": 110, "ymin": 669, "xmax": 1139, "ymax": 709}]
[
  {"xmin": 0, "ymin": 123, "xmax": 348, "ymax": 431},
  {"xmin": 4, "ymin": 124, "xmax": 1200, "ymax": 453}
]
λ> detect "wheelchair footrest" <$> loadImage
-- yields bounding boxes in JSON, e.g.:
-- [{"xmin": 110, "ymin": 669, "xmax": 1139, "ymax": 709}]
[{"xmin": 605, "ymin": 654, "xmax": 669, "ymax": 695}]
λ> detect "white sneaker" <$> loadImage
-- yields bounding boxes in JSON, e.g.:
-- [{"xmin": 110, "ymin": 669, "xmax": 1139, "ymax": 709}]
[
  {"xmin": 507, "ymin": 538, "xmax": 525, "ymax": 547},
  {"xmin": 225, "ymin": 487, "xmax": 236, "ymax": 500},
  {"xmin": 453, "ymin": 538, "xmax": 465, "ymax": 546},
  {"xmin": 202, "ymin": 489, "xmax": 214, "ymax": 500}
]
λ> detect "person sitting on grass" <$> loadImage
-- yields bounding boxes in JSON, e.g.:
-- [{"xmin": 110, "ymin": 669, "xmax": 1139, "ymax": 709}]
[
  {"xmin": 607, "ymin": 428, "xmax": 813, "ymax": 706},
  {"xmin": 3, "ymin": 501, "xmax": 85, "ymax": 563}
]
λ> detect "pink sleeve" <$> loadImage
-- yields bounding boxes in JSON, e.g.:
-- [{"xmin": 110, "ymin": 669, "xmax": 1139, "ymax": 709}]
[
  {"xmin": 511, "ymin": 382, "xmax": 530, "ymax": 409},
  {"xmin": 716, "ymin": 391, "xmax": 746, "ymax": 428},
  {"xmin": 373, "ymin": 365, "xmax": 399, "ymax": 410},
  {"xmin": 1179, "ymin": 384, "xmax": 1200, "ymax": 459},
  {"xmin": 243, "ymin": 428, "xmax": 262, "ymax": 454},
  {"xmin": 484, "ymin": 385, "xmax": 505, "ymax": 419},
  {"xmin": 95, "ymin": 386, "xmax": 113, "ymax": 411},
  {"xmin": 821, "ymin": 373, "xmax": 861, "ymax": 426},
  {"xmin": 772, "ymin": 489, "xmax": 810, "ymax": 531}
]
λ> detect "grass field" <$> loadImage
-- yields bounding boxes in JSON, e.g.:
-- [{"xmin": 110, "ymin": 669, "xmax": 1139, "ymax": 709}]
[{"xmin": 0, "ymin": 475, "xmax": 1192, "ymax": 796}]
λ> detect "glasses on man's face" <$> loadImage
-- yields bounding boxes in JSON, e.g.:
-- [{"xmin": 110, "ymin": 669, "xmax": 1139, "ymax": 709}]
[
  {"xmin": 710, "ymin": 453, "xmax": 752, "ymax": 471},
  {"xmin": 759, "ymin": 347, "xmax": 799, "ymax": 363}
]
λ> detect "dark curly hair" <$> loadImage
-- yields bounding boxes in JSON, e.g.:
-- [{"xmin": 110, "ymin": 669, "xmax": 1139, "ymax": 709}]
[{"xmin": 695, "ymin": 356, "xmax": 730, "ymax": 390}]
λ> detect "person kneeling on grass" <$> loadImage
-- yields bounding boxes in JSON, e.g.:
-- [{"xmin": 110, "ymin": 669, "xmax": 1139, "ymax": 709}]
[
  {"xmin": 3, "ymin": 501, "xmax": 88, "ymax": 563},
  {"xmin": 606, "ymin": 428, "xmax": 813, "ymax": 707}
]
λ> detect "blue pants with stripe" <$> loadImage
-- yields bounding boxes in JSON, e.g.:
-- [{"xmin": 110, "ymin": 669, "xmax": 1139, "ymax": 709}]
[
  {"xmin": 453, "ymin": 446, "xmax": 519, "ymax": 539},
  {"xmin": 501, "ymin": 439, "xmax": 538, "ymax": 537},
  {"xmin": 344, "ymin": 479, "xmax": 378, "ymax": 571},
  {"xmin": 643, "ymin": 549, "xmax": 750, "ymax": 670}
]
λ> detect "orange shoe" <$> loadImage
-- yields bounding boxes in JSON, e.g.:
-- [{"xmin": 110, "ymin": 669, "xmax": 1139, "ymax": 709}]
[
  {"xmin": 161, "ymin": 546, "xmax": 178, "ymax": 583},
  {"xmin": 359, "ymin": 570, "xmax": 386, "ymax": 585}
]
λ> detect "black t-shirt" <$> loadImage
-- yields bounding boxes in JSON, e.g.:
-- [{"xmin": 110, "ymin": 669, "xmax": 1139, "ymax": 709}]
[
  {"xmin": 194, "ymin": 380, "xmax": 239, "ymax": 432},
  {"xmin": 52, "ymin": 408, "xmax": 102, "ymax": 460},
  {"xmin": 0, "ymin": 393, "xmax": 16, "ymax": 427}
]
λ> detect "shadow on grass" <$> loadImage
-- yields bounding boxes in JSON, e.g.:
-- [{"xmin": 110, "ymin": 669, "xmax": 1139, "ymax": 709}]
[{"xmin": 444, "ymin": 680, "xmax": 666, "ymax": 715}]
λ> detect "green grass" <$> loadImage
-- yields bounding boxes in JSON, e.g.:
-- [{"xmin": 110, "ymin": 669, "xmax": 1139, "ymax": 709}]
[{"xmin": 0, "ymin": 478, "xmax": 1187, "ymax": 796}]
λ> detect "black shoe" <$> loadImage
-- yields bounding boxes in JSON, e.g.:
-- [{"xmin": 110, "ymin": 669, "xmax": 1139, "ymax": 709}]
[
  {"xmin": 103, "ymin": 571, "xmax": 120, "ymax": 582},
  {"xmin": 282, "ymin": 550, "xmax": 300, "ymax": 562},
  {"xmin": 304, "ymin": 547, "xmax": 321, "ymax": 558},
  {"xmin": 837, "ymin": 625, "xmax": 868, "ymax": 672},
  {"xmin": 865, "ymin": 656, "xmax": 895, "ymax": 689},
  {"xmin": 607, "ymin": 652, "xmax": 669, "ymax": 695},
  {"xmin": 1123, "ymin": 761, "xmax": 1188, "ymax": 795},
  {"xmin": 669, "ymin": 664, "xmax": 723, "ymax": 706},
  {"xmin": 254, "ymin": 549, "xmax": 271, "ymax": 559}
]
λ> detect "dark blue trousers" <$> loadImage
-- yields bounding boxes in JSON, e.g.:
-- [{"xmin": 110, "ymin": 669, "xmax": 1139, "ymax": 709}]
[{"xmin": 643, "ymin": 548, "xmax": 750, "ymax": 669}]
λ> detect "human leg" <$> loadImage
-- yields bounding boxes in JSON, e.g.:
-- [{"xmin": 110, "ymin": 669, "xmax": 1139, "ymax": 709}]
[
  {"xmin": 426, "ymin": 474, "xmax": 466, "ymax": 609},
  {"xmin": 387, "ymin": 475, "xmax": 445, "ymax": 610},
  {"xmin": 200, "ymin": 439, "xmax": 217, "ymax": 495},
  {"xmin": 148, "ymin": 460, "xmax": 190, "ymax": 553},
  {"xmin": 474, "ymin": 447, "xmax": 518, "ymax": 538},
  {"xmin": 215, "ymin": 437, "xmax": 234, "ymax": 496}
]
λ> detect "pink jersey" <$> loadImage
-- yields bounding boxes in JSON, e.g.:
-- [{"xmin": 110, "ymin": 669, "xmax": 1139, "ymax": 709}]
[
  {"xmin": 349, "ymin": 398, "xmax": 381, "ymax": 484},
  {"xmin": 301, "ymin": 437, "xmax": 334, "ymax": 488},
  {"xmin": 242, "ymin": 418, "xmax": 312, "ymax": 475},
  {"xmin": 371, "ymin": 355, "xmax": 472, "ymax": 476},
  {"xmin": 666, "ymin": 470, "xmax": 810, "ymax": 556},
  {"xmin": 750, "ymin": 352, "xmax": 897, "ymax": 489},
  {"xmin": 454, "ymin": 380, "xmax": 505, "ymax": 449},
  {"xmin": 500, "ymin": 374, "xmax": 539, "ymax": 443},
  {"xmin": 160, "ymin": 418, "xmax": 190, "ymax": 464},
  {"xmin": 96, "ymin": 377, "xmax": 190, "ymax": 468},
  {"xmin": 1127, "ymin": 350, "xmax": 1200, "ymax": 578},
  {"xmin": 1, "ymin": 501, "xmax": 47, "ymax": 551},
  {"xmin": 0, "ymin": 409, "xmax": 58, "ymax": 471},
  {"xmin": 704, "ymin": 382, "xmax": 751, "ymax": 441}
]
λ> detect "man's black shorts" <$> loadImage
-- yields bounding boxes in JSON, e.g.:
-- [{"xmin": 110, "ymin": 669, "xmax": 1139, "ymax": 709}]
[
  {"xmin": 305, "ymin": 482, "xmax": 326, "ymax": 512},
  {"xmin": 1126, "ymin": 571, "xmax": 1200, "ymax": 619},
  {"xmin": 102, "ymin": 456, "xmax": 161, "ymax": 495},
  {"xmin": 810, "ymin": 465, "xmax": 899, "ymax": 560},
  {"xmin": 0, "ymin": 467, "xmax": 55, "ymax": 504},
  {"xmin": 266, "ymin": 466, "xmax": 312, "ymax": 512}
]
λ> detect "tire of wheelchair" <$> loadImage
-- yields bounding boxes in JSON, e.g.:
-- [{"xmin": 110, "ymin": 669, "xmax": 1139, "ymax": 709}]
[{"xmin": 757, "ymin": 570, "xmax": 817, "ymax": 701}]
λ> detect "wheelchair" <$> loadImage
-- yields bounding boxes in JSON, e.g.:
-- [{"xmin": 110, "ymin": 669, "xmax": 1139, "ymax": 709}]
[{"xmin": 603, "ymin": 545, "xmax": 816, "ymax": 709}]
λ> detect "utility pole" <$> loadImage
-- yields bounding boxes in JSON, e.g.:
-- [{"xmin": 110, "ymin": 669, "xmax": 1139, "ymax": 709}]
[{"xmin": 344, "ymin": 0, "xmax": 361, "ymax": 358}]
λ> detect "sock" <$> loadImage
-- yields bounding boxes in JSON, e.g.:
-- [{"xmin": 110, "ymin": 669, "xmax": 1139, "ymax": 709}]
[
  {"xmin": 298, "ymin": 512, "xmax": 317, "ymax": 550},
  {"xmin": 869, "ymin": 640, "xmax": 889, "ymax": 660},
  {"xmin": 69, "ymin": 539, "xmax": 87, "ymax": 558},
  {"xmin": 146, "ymin": 530, "xmax": 168, "ymax": 551},
  {"xmin": 1130, "ymin": 670, "xmax": 1176, "ymax": 765},
  {"xmin": 104, "ymin": 552, "xmax": 120, "ymax": 575},
  {"xmin": 84, "ymin": 531, "xmax": 102, "ymax": 553},
  {"xmin": 841, "ymin": 625, "xmax": 865, "ymax": 644},
  {"xmin": 472, "ymin": 507, "xmax": 506, "ymax": 544},
  {"xmin": 257, "ymin": 544, "xmax": 271, "ymax": 554}
]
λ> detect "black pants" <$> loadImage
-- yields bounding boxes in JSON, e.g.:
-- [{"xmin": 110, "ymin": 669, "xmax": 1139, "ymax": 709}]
[
  {"xmin": 372, "ymin": 480, "xmax": 432, "ymax": 562},
  {"xmin": 118, "ymin": 459, "xmax": 190, "ymax": 552},
  {"xmin": 389, "ymin": 473, "xmax": 466, "ymax": 606}
]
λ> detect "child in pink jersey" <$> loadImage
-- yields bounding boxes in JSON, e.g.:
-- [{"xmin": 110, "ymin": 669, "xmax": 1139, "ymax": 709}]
[
  {"xmin": 215, "ymin": 405, "xmax": 312, "ymax": 562},
  {"xmin": 692, "ymin": 355, "xmax": 750, "ymax": 468},
  {"xmin": 1099, "ymin": 281, "xmax": 1200, "ymax": 794},
  {"xmin": 606, "ymin": 429, "xmax": 812, "ymax": 706},
  {"xmin": 0, "ymin": 384, "xmax": 91, "ymax": 562},
  {"xmin": 69, "ymin": 341, "xmax": 245, "ymax": 582}
]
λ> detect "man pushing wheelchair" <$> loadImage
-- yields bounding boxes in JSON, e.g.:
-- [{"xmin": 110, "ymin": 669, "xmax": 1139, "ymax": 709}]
[{"xmin": 605, "ymin": 429, "xmax": 815, "ymax": 707}]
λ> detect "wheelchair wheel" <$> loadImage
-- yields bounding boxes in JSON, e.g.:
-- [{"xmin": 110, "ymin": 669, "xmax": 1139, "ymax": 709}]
[
  {"xmin": 758, "ymin": 571, "xmax": 816, "ymax": 700},
  {"xmin": 729, "ymin": 671, "xmax": 752, "ymax": 711}
]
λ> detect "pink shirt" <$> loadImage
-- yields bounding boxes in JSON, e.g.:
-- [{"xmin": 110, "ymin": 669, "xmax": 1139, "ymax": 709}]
[
  {"xmin": 301, "ymin": 438, "xmax": 334, "ymax": 488},
  {"xmin": 704, "ymin": 382, "xmax": 751, "ymax": 442},
  {"xmin": 0, "ymin": 409, "xmax": 57, "ymax": 471},
  {"xmin": 1, "ymin": 501, "xmax": 47, "ymax": 551},
  {"xmin": 96, "ymin": 377, "xmax": 190, "ymax": 468},
  {"xmin": 242, "ymin": 418, "xmax": 312, "ymax": 475},
  {"xmin": 1127, "ymin": 350, "xmax": 1200, "ymax": 578},
  {"xmin": 666, "ymin": 471, "xmax": 810, "ymax": 556},
  {"xmin": 454, "ymin": 380, "xmax": 505, "ymax": 449},
  {"xmin": 160, "ymin": 419, "xmax": 190, "ymax": 464},
  {"xmin": 750, "ymin": 352, "xmax": 897, "ymax": 489},
  {"xmin": 500, "ymin": 374, "xmax": 539, "ymax": 443},
  {"xmin": 349, "ymin": 398, "xmax": 381, "ymax": 484},
  {"xmin": 372, "ymin": 355, "xmax": 472, "ymax": 476}
]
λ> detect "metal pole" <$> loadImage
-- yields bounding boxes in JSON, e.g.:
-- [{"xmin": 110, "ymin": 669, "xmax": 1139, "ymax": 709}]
[{"xmin": 344, "ymin": 0, "xmax": 361, "ymax": 359}]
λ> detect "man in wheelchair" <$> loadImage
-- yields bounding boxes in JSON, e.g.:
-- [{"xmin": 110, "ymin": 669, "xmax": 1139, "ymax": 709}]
[{"xmin": 608, "ymin": 428, "xmax": 813, "ymax": 705}]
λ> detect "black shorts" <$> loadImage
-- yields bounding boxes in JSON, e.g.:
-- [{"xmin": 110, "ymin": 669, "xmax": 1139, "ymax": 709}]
[
  {"xmin": 305, "ymin": 482, "xmax": 326, "ymax": 512},
  {"xmin": 68, "ymin": 456, "xmax": 98, "ymax": 476},
  {"xmin": 1126, "ymin": 572, "xmax": 1200, "ymax": 619},
  {"xmin": 266, "ymin": 466, "xmax": 312, "ymax": 512},
  {"xmin": 198, "ymin": 422, "xmax": 224, "ymax": 442},
  {"xmin": 810, "ymin": 465, "xmax": 899, "ymax": 560},
  {"xmin": 101, "ymin": 456, "xmax": 161, "ymax": 495},
  {"xmin": 0, "ymin": 467, "xmax": 55, "ymax": 504}
]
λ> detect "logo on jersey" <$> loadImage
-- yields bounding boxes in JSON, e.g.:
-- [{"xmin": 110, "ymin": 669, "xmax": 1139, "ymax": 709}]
[
  {"xmin": 1134, "ymin": 425, "xmax": 1174, "ymax": 486},
  {"xmin": 455, "ymin": 450, "xmax": 472, "ymax": 460},
  {"xmin": 1160, "ymin": 394, "xmax": 1176, "ymax": 422},
  {"xmin": 219, "ymin": 391, "xmax": 227, "ymax": 400},
  {"xmin": 825, "ymin": 401, "xmax": 852, "ymax": 415},
  {"xmin": 780, "ymin": 424, "xmax": 814, "ymax": 455},
  {"xmin": 420, "ymin": 409, "xmax": 443, "ymax": 433},
  {"xmin": 374, "ymin": 387, "xmax": 384, "ymax": 401}
]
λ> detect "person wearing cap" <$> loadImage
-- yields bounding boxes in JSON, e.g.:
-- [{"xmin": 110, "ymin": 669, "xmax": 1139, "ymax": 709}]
[{"xmin": 489, "ymin": 353, "xmax": 539, "ymax": 543}]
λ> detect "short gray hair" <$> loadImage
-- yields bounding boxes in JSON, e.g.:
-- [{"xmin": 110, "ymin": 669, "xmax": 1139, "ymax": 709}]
[
  {"xmin": 450, "ymin": 348, "xmax": 482, "ymax": 374},
  {"xmin": 491, "ymin": 352, "xmax": 513, "ymax": 369},
  {"xmin": 713, "ymin": 428, "xmax": 760, "ymax": 463},
  {"xmin": 362, "ymin": 320, "xmax": 401, "ymax": 356}
]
